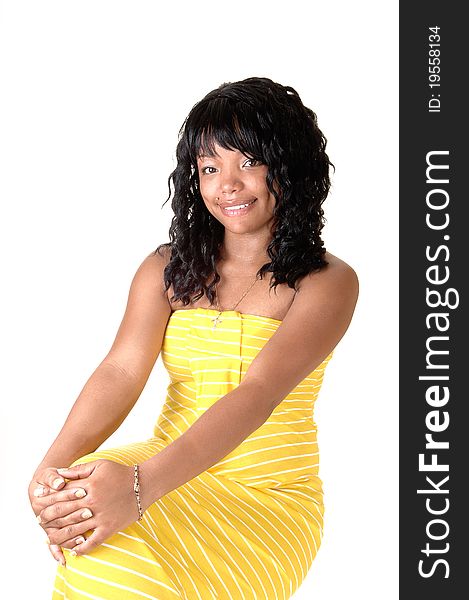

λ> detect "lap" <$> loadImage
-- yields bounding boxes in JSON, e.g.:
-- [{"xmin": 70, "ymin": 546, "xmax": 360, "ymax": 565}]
[{"xmin": 69, "ymin": 436, "xmax": 167, "ymax": 468}]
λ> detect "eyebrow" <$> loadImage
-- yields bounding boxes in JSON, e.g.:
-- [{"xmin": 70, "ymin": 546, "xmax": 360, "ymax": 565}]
[{"xmin": 197, "ymin": 153, "xmax": 219, "ymax": 161}]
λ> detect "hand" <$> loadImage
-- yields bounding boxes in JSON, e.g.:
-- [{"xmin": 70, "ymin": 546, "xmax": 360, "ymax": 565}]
[
  {"xmin": 28, "ymin": 466, "xmax": 78, "ymax": 566},
  {"xmin": 45, "ymin": 459, "xmax": 139, "ymax": 556},
  {"xmin": 34, "ymin": 482, "xmax": 92, "ymax": 551}
]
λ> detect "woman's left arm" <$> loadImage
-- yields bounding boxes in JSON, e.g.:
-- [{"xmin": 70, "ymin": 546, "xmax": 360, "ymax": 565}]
[{"xmin": 47, "ymin": 259, "xmax": 359, "ymax": 557}]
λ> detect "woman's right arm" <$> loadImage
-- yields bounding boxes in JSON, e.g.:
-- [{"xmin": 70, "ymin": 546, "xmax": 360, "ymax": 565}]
[{"xmin": 29, "ymin": 248, "xmax": 172, "ymax": 528}]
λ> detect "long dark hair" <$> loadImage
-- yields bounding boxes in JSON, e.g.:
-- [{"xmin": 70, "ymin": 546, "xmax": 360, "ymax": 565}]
[{"xmin": 154, "ymin": 76, "xmax": 334, "ymax": 306}]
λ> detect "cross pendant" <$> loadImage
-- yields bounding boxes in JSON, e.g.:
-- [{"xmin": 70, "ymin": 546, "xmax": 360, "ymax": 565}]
[{"xmin": 212, "ymin": 314, "xmax": 223, "ymax": 329}]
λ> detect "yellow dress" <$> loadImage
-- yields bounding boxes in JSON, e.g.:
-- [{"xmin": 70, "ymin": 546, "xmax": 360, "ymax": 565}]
[{"xmin": 52, "ymin": 308, "xmax": 333, "ymax": 600}]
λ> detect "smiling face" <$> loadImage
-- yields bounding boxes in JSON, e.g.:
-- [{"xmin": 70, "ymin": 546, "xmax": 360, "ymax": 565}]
[{"xmin": 196, "ymin": 143, "xmax": 277, "ymax": 235}]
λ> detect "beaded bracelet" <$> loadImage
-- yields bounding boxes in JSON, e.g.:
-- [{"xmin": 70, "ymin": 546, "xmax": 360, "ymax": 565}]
[{"xmin": 133, "ymin": 464, "xmax": 144, "ymax": 521}]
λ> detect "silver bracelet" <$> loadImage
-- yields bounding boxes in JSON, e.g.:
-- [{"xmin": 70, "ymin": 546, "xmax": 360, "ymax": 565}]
[{"xmin": 133, "ymin": 464, "xmax": 144, "ymax": 521}]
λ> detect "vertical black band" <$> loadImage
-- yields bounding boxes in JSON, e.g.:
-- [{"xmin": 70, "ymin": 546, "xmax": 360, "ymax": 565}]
[{"xmin": 400, "ymin": 2, "xmax": 466, "ymax": 596}]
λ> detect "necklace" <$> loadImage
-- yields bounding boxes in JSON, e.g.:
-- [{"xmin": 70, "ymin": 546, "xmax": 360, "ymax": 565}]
[{"xmin": 211, "ymin": 275, "xmax": 259, "ymax": 330}]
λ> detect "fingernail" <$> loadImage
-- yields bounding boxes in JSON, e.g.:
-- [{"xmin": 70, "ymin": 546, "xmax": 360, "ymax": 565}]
[
  {"xmin": 81, "ymin": 508, "xmax": 93, "ymax": 519},
  {"xmin": 52, "ymin": 477, "xmax": 64, "ymax": 490},
  {"xmin": 70, "ymin": 550, "xmax": 77, "ymax": 557},
  {"xmin": 75, "ymin": 536, "xmax": 85, "ymax": 545},
  {"xmin": 36, "ymin": 515, "xmax": 42, "ymax": 524},
  {"xmin": 74, "ymin": 488, "xmax": 87, "ymax": 498},
  {"xmin": 33, "ymin": 486, "xmax": 45, "ymax": 497},
  {"xmin": 45, "ymin": 538, "xmax": 51, "ymax": 545},
  {"xmin": 57, "ymin": 468, "xmax": 69, "ymax": 475}
]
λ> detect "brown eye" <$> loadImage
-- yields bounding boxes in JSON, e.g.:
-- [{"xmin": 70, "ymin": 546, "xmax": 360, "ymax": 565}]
[
  {"xmin": 201, "ymin": 166, "xmax": 217, "ymax": 175},
  {"xmin": 244, "ymin": 158, "xmax": 260, "ymax": 167}
]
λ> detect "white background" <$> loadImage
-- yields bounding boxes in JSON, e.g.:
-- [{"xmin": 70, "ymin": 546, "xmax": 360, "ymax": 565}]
[{"xmin": 0, "ymin": 1, "xmax": 398, "ymax": 598}]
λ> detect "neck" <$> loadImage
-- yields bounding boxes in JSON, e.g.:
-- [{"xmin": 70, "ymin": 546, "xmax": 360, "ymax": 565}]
[{"xmin": 220, "ymin": 230, "xmax": 272, "ymax": 267}]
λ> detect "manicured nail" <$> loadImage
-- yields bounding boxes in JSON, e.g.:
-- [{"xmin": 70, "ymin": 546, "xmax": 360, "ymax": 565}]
[
  {"xmin": 75, "ymin": 536, "xmax": 85, "ymax": 545},
  {"xmin": 74, "ymin": 488, "xmax": 86, "ymax": 498},
  {"xmin": 52, "ymin": 477, "xmax": 64, "ymax": 490},
  {"xmin": 33, "ymin": 486, "xmax": 45, "ymax": 497},
  {"xmin": 81, "ymin": 508, "xmax": 93, "ymax": 519},
  {"xmin": 70, "ymin": 550, "xmax": 77, "ymax": 557},
  {"xmin": 57, "ymin": 468, "xmax": 69, "ymax": 475},
  {"xmin": 36, "ymin": 515, "xmax": 42, "ymax": 524}
]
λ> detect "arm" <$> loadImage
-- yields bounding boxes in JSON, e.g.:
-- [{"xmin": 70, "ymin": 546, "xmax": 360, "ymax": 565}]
[
  {"xmin": 140, "ymin": 256, "xmax": 359, "ymax": 505},
  {"xmin": 32, "ymin": 249, "xmax": 171, "ymax": 481},
  {"xmin": 33, "ymin": 362, "xmax": 153, "ymax": 477},
  {"xmin": 47, "ymin": 254, "xmax": 358, "ymax": 557},
  {"xmin": 30, "ymin": 248, "xmax": 172, "ymax": 559}
]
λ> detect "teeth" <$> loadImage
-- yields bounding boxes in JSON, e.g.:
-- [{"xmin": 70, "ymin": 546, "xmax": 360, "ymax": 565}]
[{"xmin": 224, "ymin": 200, "xmax": 254, "ymax": 211}]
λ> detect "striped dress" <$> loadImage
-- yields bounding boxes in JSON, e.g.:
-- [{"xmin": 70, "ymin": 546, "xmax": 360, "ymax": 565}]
[{"xmin": 52, "ymin": 307, "xmax": 333, "ymax": 599}]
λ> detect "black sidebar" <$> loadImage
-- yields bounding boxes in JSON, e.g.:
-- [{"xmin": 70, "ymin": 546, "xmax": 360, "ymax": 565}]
[{"xmin": 400, "ymin": 3, "xmax": 466, "ymax": 598}]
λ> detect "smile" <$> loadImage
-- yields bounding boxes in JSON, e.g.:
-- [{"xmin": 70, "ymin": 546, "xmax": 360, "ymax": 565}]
[{"xmin": 220, "ymin": 198, "xmax": 257, "ymax": 216}]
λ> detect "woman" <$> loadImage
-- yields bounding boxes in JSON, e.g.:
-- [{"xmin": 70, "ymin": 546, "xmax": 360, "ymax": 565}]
[{"xmin": 29, "ymin": 76, "xmax": 359, "ymax": 599}]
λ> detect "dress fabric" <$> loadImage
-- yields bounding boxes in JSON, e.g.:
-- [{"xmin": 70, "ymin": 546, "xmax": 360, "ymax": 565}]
[{"xmin": 52, "ymin": 307, "xmax": 333, "ymax": 600}]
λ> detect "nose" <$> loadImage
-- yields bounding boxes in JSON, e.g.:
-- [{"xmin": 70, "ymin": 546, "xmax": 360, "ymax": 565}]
[{"xmin": 219, "ymin": 166, "xmax": 243, "ymax": 195}]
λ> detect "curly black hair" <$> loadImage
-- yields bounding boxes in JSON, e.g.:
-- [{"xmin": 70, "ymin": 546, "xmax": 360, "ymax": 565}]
[{"xmin": 154, "ymin": 76, "xmax": 334, "ymax": 306}]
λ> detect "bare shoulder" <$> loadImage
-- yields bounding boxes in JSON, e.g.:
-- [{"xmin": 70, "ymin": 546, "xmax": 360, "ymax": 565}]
[
  {"xmin": 296, "ymin": 250, "xmax": 359, "ymax": 308},
  {"xmin": 133, "ymin": 244, "xmax": 172, "ymax": 305},
  {"xmin": 243, "ymin": 251, "xmax": 359, "ymax": 410},
  {"xmin": 102, "ymin": 245, "xmax": 173, "ymax": 382}
]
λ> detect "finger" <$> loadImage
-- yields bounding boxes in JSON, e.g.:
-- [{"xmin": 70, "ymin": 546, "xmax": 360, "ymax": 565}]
[
  {"xmin": 36, "ymin": 487, "xmax": 87, "ymax": 515},
  {"xmin": 57, "ymin": 462, "xmax": 97, "ymax": 481},
  {"xmin": 34, "ymin": 467, "xmax": 70, "ymax": 491},
  {"xmin": 47, "ymin": 519, "xmax": 96, "ymax": 547},
  {"xmin": 46, "ymin": 539, "xmax": 66, "ymax": 567},
  {"xmin": 59, "ymin": 534, "xmax": 87, "ymax": 550},
  {"xmin": 37, "ymin": 468, "xmax": 68, "ymax": 492},
  {"xmin": 41, "ymin": 505, "xmax": 93, "ymax": 529},
  {"xmin": 32, "ymin": 484, "xmax": 50, "ymax": 498},
  {"xmin": 30, "ymin": 484, "xmax": 53, "ymax": 515},
  {"xmin": 70, "ymin": 527, "xmax": 104, "ymax": 556}
]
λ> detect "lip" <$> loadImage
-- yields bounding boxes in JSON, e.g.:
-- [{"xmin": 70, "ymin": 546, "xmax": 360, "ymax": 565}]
[{"xmin": 219, "ymin": 198, "xmax": 257, "ymax": 216}]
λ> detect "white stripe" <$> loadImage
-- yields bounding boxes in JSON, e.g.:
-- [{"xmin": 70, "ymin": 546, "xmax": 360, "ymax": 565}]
[
  {"xmin": 215, "ymin": 442, "xmax": 318, "ymax": 467},
  {"xmin": 216, "ymin": 453, "xmax": 319, "ymax": 475},
  {"xmin": 156, "ymin": 410, "xmax": 184, "ymax": 437},
  {"xmin": 172, "ymin": 311, "xmax": 281, "ymax": 328},
  {"xmin": 245, "ymin": 428, "xmax": 318, "ymax": 443},
  {"xmin": 146, "ymin": 504, "xmax": 213, "ymax": 600},
  {"xmin": 191, "ymin": 367, "xmax": 245, "ymax": 375},
  {"xmin": 130, "ymin": 516, "xmax": 193, "ymax": 599},
  {"xmin": 166, "ymin": 385, "xmax": 197, "ymax": 404},
  {"xmin": 160, "ymin": 397, "xmax": 193, "ymax": 428},
  {"xmin": 268, "ymin": 489, "xmax": 324, "ymax": 536},
  {"xmin": 183, "ymin": 479, "xmax": 287, "ymax": 599},
  {"xmin": 168, "ymin": 490, "xmax": 267, "ymax": 598},
  {"xmin": 80, "ymin": 553, "xmax": 180, "ymax": 597},
  {"xmin": 204, "ymin": 471, "xmax": 300, "ymax": 591},
  {"xmin": 166, "ymin": 394, "xmax": 197, "ymax": 415},
  {"xmin": 187, "ymin": 352, "xmax": 244, "ymax": 360},
  {"xmin": 232, "ymin": 462, "xmax": 320, "ymax": 481},
  {"xmin": 166, "ymin": 493, "xmax": 251, "ymax": 599},
  {"xmin": 63, "ymin": 563, "xmax": 163, "ymax": 599},
  {"xmin": 264, "ymin": 494, "xmax": 313, "ymax": 571},
  {"xmin": 62, "ymin": 578, "xmax": 108, "ymax": 600}
]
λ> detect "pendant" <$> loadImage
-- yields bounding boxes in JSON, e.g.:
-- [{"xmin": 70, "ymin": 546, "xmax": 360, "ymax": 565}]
[{"xmin": 212, "ymin": 313, "xmax": 223, "ymax": 329}]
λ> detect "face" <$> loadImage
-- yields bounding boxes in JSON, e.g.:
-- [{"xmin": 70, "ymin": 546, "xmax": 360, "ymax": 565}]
[{"xmin": 196, "ymin": 143, "xmax": 277, "ymax": 234}]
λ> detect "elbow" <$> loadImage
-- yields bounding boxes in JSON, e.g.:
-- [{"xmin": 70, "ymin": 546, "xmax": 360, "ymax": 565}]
[{"xmin": 240, "ymin": 377, "xmax": 279, "ymax": 416}]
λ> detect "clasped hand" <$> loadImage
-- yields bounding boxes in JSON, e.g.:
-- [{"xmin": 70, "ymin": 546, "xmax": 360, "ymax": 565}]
[{"xmin": 29, "ymin": 460, "xmax": 139, "ymax": 564}]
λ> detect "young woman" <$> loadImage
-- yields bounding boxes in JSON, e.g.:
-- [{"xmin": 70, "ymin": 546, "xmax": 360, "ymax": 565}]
[{"xmin": 29, "ymin": 76, "xmax": 359, "ymax": 599}]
